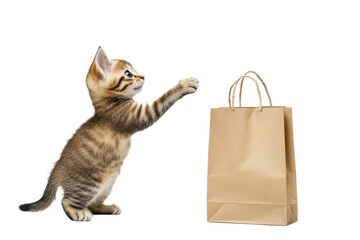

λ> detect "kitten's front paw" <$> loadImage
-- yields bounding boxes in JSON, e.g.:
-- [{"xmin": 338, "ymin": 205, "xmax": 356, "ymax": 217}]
[{"xmin": 179, "ymin": 77, "xmax": 199, "ymax": 95}]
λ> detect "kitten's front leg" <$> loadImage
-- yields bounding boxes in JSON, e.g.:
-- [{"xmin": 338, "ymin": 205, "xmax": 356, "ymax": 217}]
[
  {"xmin": 127, "ymin": 78, "xmax": 199, "ymax": 133},
  {"xmin": 157, "ymin": 77, "xmax": 199, "ymax": 113}
]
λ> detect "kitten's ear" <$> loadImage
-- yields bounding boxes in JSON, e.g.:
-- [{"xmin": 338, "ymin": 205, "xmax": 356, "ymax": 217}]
[{"xmin": 93, "ymin": 46, "xmax": 111, "ymax": 77}]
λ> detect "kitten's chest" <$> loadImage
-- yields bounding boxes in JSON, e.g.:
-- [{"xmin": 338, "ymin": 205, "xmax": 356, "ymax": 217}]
[
  {"xmin": 104, "ymin": 134, "xmax": 131, "ymax": 160},
  {"xmin": 114, "ymin": 136, "xmax": 131, "ymax": 159},
  {"xmin": 91, "ymin": 127, "xmax": 131, "ymax": 165}
]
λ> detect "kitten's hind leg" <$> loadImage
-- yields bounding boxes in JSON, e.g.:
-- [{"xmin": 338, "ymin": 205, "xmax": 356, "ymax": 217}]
[
  {"xmin": 61, "ymin": 198, "xmax": 92, "ymax": 221},
  {"xmin": 88, "ymin": 180, "xmax": 121, "ymax": 215}
]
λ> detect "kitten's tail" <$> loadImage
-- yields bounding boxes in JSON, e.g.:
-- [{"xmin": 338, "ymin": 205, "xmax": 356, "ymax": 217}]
[{"xmin": 19, "ymin": 172, "xmax": 59, "ymax": 212}]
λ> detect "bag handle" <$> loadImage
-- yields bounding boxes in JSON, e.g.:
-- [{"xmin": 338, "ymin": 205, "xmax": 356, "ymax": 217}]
[
  {"xmin": 228, "ymin": 75, "xmax": 263, "ymax": 111},
  {"xmin": 228, "ymin": 71, "xmax": 273, "ymax": 112},
  {"xmin": 240, "ymin": 71, "xmax": 273, "ymax": 107}
]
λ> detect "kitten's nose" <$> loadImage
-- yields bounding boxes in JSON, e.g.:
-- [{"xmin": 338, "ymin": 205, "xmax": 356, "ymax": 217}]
[{"xmin": 137, "ymin": 75, "xmax": 145, "ymax": 80}]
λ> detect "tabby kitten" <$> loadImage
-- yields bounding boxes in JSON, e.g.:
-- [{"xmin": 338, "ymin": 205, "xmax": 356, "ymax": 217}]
[{"xmin": 19, "ymin": 47, "xmax": 199, "ymax": 221}]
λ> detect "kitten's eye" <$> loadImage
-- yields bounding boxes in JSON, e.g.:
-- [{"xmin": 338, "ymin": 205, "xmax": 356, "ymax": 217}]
[{"xmin": 124, "ymin": 70, "xmax": 133, "ymax": 78}]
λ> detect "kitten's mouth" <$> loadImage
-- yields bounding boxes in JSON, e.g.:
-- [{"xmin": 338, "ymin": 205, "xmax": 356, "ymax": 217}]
[{"xmin": 133, "ymin": 85, "xmax": 143, "ymax": 91}]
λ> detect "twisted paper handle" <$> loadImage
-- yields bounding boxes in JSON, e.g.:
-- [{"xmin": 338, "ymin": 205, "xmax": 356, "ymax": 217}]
[
  {"xmin": 240, "ymin": 71, "xmax": 272, "ymax": 107},
  {"xmin": 228, "ymin": 71, "xmax": 272, "ymax": 111},
  {"xmin": 228, "ymin": 75, "xmax": 263, "ymax": 111}
]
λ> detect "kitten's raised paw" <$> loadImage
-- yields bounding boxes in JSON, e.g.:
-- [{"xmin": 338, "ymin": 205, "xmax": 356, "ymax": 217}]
[
  {"xmin": 89, "ymin": 204, "xmax": 121, "ymax": 215},
  {"xmin": 179, "ymin": 77, "xmax": 199, "ymax": 95}
]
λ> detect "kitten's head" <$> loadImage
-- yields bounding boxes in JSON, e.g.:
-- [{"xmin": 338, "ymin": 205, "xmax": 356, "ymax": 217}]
[{"xmin": 86, "ymin": 47, "xmax": 144, "ymax": 101}]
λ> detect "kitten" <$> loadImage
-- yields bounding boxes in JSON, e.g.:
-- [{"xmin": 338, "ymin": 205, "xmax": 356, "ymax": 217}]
[{"xmin": 19, "ymin": 47, "xmax": 199, "ymax": 221}]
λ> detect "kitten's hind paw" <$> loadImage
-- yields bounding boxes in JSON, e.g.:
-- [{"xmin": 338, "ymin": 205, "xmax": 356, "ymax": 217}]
[
  {"xmin": 89, "ymin": 204, "xmax": 121, "ymax": 215},
  {"xmin": 62, "ymin": 198, "xmax": 92, "ymax": 221}
]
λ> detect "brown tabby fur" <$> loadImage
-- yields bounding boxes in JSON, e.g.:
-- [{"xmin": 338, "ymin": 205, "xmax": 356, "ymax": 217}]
[{"xmin": 19, "ymin": 47, "xmax": 199, "ymax": 221}]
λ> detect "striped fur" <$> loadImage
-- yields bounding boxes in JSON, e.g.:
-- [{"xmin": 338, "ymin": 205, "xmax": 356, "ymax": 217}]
[{"xmin": 19, "ymin": 47, "xmax": 199, "ymax": 221}]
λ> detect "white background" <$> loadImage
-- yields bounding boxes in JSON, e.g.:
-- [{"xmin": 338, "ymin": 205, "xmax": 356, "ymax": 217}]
[{"xmin": 1, "ymin": 0, "xmax": 359, "ymax": 239}]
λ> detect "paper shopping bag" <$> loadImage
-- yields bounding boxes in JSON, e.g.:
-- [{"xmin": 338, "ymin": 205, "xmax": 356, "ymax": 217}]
[{"xmin": 207, "ymin": 71, "xmax": 298, "ymax": 225}]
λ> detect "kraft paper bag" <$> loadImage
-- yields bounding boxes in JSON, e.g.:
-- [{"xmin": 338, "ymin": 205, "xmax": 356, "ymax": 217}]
[{"xmin": 207, "ymin": 71, "xmax": 297, "ymax": 225}]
